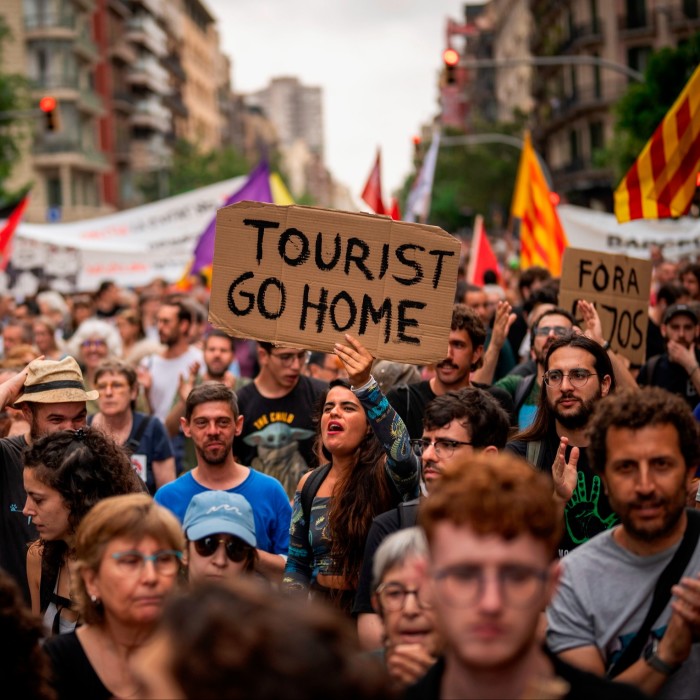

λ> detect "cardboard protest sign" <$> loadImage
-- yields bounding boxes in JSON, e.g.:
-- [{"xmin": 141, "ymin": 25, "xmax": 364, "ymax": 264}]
[
  {"xmin": 559, "ymin": 247, "xmax": 652, "ymax": 365},
  {"xmin": 209, "ymin": 202, "xmax": 461, "ymax": 364}
]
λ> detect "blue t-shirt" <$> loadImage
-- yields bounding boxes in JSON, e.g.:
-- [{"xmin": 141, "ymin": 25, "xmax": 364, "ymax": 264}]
[{"xmin": 154, "ymin": 469, "xmax": 291, "ymax": 555}]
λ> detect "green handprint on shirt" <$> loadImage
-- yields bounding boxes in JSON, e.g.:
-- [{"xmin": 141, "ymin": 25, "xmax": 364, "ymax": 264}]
[{"xmin": 565, "ymin": 471, "xmax": 618, "ymax": 545}]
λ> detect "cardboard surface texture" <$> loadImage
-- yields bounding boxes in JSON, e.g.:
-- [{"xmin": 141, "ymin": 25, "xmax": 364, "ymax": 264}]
[
  {"xmin": 559, "ymin": 247, "xmax": 652, "ymax": 365},
  {"xmin": 209, "ymin": 202, "xmax": 461, "ymax": 364}
]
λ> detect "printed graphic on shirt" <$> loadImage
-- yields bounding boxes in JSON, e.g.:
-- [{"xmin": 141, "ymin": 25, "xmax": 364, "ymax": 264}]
[{"xmin": 242, "ymin": 416, "xmax": 314, "ymax": 498}]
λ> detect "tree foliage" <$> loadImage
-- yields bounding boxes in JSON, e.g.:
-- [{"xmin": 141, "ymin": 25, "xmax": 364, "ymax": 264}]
[
  {"xmin": 137, "ymin": 138, "xmax": 251, "ymax": 202},
  {"xmin": 401, "ymin": 119, "xmax": 524, "ymax": 235},
  {"xmin": 608, "ymin": 33, "xmax": 700, "ymax": 180},
  {"xmin": 0, "ymin": 16, "xmax": 31, "ymax": 203}
]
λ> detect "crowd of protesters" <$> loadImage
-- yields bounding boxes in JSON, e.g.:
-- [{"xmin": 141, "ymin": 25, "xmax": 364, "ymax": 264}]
[{"xmin": 1, "ymin": 253, "xmax": 700, "ymax": 699}]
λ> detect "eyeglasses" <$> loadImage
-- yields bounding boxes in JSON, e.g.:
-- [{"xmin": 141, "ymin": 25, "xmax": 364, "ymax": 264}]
[
  {"xmin": 111, "ymin": 550, "xmax": 182, "ymax": 576},
  {"xmin": 432, "ymin": 564, "xmax": 548, "ymax": 608},
  {"xmin": 81, "ymin": 339, "xmax": 107, "ymax": 349},
  {"xmin": 410, "ymin": 438, "xmax": 472, "ymax": 459},
  {"xmin": 269, "ymin": 350, "xmax": 309, "ymax": 367},
  {"xmin": 534, "ymin": 325, "xmax": 570, "ymax": 338},
  {"xmin": 95, "ymin": 380, "xmax": 130, "ymax": 392},
  {"xmin": 375, "ymin": 582, "xmax": 433, "ymax": 612},
  {"xmin": 543, "ymin": 368, "xmax": 595, "ymax": 388},
  {"xmin": 192, "ymin": 536, "xmax": 252, "ymax": 563}
]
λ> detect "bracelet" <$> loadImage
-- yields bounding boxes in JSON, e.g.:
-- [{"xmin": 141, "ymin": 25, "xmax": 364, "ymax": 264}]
[{"xmin": 601, "ymin": 341, "xmax": 610, "ymax": 351}]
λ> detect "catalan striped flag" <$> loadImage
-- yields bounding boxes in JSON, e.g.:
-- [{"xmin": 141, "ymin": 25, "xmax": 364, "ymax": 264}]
[
  {"xmin": 614, "ymin": 64, "xmax": 700, "ymax": 223},
  {"xmin": 511, "ymin": 132, "xmax": 568, "ymax": 275}
]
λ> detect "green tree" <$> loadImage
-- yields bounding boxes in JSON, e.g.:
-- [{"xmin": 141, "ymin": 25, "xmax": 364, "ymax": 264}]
[
  {"xmin": 607, "ymin": 33, "xmax": 700, "ymax": 179},
  {"xmin": 402, "ymin": 120, "xmax": 524, "ymax": 235},
  {"xmin": 137, "ymin": 138, "xmax": 251, "ymax": 202},
  {"xmin": 0, "ymin": 16, "xmax": 31, "ymax": 203}
]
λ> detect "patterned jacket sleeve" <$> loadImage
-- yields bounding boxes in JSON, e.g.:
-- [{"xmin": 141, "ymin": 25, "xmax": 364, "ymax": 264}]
[
  {"xmin": 355, "ymin": 376, "xmax": 420, "ymax": 499},
  {"xmin": 282, "ymin": 490, "xmax": 313, "ymax": 591}
]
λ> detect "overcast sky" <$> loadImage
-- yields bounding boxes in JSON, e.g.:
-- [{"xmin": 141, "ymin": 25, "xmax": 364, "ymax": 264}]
[{"xmin": 207, "ymin": 0, "xmax": 476, "ymax": 200}]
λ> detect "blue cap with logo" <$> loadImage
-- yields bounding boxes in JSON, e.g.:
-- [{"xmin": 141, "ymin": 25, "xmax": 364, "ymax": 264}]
[{"xmin": 183, "ymin": 491, "xmax": 257, "ymax": 547}]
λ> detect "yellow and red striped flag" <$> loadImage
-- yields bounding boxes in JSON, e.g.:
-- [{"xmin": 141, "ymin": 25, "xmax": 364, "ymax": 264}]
[
  {"xmin": 511, "ymin": 132, "xmax": 568, "ymax": 275},
  {"xmin": 614, "ymin": 65, "xmax": 700, "ymax": 223}
]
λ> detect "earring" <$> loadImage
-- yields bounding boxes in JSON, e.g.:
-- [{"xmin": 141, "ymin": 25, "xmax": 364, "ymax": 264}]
[{"xmin": 90, "ymin": 594, "xmax": 100, "ymax": 604}]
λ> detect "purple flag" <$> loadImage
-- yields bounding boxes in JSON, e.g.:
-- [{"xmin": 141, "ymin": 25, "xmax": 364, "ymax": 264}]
[{"xmin": 191, "ymin": 160, "xmax": 273, "ymax": 276}]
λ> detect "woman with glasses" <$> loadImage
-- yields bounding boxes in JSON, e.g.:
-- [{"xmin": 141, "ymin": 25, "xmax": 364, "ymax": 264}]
[
  {"xmin": 371, "ymin": 527, "xmax": 440, "ymax": 688},
  {"xmin": 43, "ymin": 493, "xmax": 184, "ymax": 700},
  {"xmin": 182, "ymin": 491, "xmax": 258, "ymax": 583},
  {"xmin": 23, "ymin": 428, "xmax": 144, "ymax": 636},
  {"xmin": 67, "ymin": 319, "xmax": 122, "ymax": 415},
  {"xmin": 89, "ymin": 359, "xmax": 175, "ymax": 494},
  {"xmin": 283, "ymin": 333, "xmax": 420, "ymax": 612}
]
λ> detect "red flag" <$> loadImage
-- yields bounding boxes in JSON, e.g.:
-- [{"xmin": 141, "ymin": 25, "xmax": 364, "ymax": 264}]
[
  {"xmin": 361, "ymin": 149, "xmax": 385, "ymax": 214},
  {"xmin": 0, "ymin": 195, "xmax": 29, "ymax": 271},
  {"xmin": 389, "ymin": 197, "xmax": 401, "ymax": 221},
  {"xmin": 466, "ymin": 215, "xmax": 500, "ymax": 285}
]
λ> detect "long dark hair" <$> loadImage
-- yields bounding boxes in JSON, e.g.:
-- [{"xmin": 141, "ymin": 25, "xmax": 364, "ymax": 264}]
[
  {"xmin": 318, "ymin": 379, "xmax": 394, "ymax": 589},
  {"xmin": 24, "ymin": 428, "xmax": 144, "ymax": 610},
  {"xmin": 515, "ymin": 333, "xmax": 616, "ymax": 442}
]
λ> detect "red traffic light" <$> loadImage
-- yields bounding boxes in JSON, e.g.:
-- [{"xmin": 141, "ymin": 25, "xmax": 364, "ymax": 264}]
[
  {"xmin": 443, "ymin": 48, "xmax": 459, "ymax": 67},
  {"xmin": 39, "ymin": 96, "xmax": 57, "ymax": 112}
]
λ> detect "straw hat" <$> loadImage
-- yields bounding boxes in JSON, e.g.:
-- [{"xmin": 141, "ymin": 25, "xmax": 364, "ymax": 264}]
[{"xmin": 14, "ymin": 356, "xmax": 99, "ymax": 405}]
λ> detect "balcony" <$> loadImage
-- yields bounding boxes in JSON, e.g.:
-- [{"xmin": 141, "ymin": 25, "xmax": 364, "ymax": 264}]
[
  {"xmin": 669, "ymin": 5, "xmax": 700, "ymax": 30},
  {"xmin": 557, "ymin": 18, "xmax": 603, "ymax": 53},
  {"xmin": 131, "ymin": 136, "xmax": 172, "ymax": 170},
  {"xmin": 108, "ymin": 0, "xmax": 131, "ymax": 19},
  {"xmin": 24, "ymin": 12, "xmax": 76, "ymax": 39},
  {"xmin": 72, "ymin": 0, "xmax": 96, "ymax": 11},
  {"xmin": 163, "ymin": 92, "xmax": 188, "ymax": 117},
  {"xmin": 545, "ymin": 85, "xmax": 612, "ymax": 125},
  {"xmin": 112, "ymin": 90, "xmax": 135, "ymax": 112},
  {"xmin": 126, "ymin": 15, "xmax": 167, "ymax": 57},
  {"xmin": 127, "ymin": 57, "xmax": 170, "ymax": 94},
  {"xmin": 109, "ymin": 36, "xmax": 137, "ymax": 64},
  {"xmin": 130, "ymin": 99, "xmax": 171, "ymax": 132},
  {"xmin": 74, "ymin": 29, "xmax": 99, "ymax": 63},
  {"xmin": 617, "ymin": 13, "xmax": 655, "ymax": 37},
  {"xmin": 132, "ymin": 0, "xmax": 165, "ymax": 21},
  {"xmin": 77, "ymin": 88, "xmax": 105, "ymax": 115},
  {"xmin": 32, "ymin": 137, "xmax": 110, "ymax": 172}
]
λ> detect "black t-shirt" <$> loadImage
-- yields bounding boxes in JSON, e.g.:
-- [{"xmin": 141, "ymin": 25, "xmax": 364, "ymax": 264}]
[
  {"xmin": 44, "ymin": 631, "xmax": 111, "ymax": 700},
  {"xmin": 506, "ymin": 425, "xmax": 618, "ymax": 557},
  {"xmin": 353, "ymin": 500, "xmax": 421, "ymax": 616},
  {"xmin": 638, "ymin": 350, "xmax": 700, "ymax": 410},
  {"xmin": 386, "ymin": 380, "xmax": 516, "ymax": 440},
  {"xmin": 0, "ymin": 435, "xmax": 35, "ymax": 603},
  {"xmin": 404, "ymin": 650, "xmax": 648, "ymax": 700},
  {"xmin": 235, "ymin": 375, "xmax": 327, "ymax": 499}
]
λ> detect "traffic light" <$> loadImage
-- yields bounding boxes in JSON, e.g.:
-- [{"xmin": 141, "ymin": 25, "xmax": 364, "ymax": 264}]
[
  {"xmin": 443, "ymin": 48, "xmax": 459, "ymax": 85},
  {"xmin": 39, "ymin": 96, "xmax": 60, "ymax": 132}
]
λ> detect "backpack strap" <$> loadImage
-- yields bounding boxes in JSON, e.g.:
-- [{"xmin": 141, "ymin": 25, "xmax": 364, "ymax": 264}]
[
  {"xmin": 397, "ymin": 497, "xmax": 420, "ymax": 529},
  {"xmin": 640, "ymin": 354, "xmax": 662, "ymax": 386},
  {"xmin": 300, "ymin": 463, "xmax": 332, "ymax": 525},
  {"xmin": 607, "ymin": 509, "xmax": 700, "ymax": 678},
  {"xmin": 126, "ymin": 414, "xmax": 152, "ymax": 454},
  {"xmin": 513, "ymin": 374, "xmax": 537, "ymax": 412},
  {"xmin": 526, "ymin": 440, "xmax": 542, "ymax": 469}
]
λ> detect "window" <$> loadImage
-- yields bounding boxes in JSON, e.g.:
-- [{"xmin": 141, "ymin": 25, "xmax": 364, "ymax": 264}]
[
  {"xmin": 589, "ymin": 121, "xmax": 604, "ymax": 153},
  {"xmin": 46, "ymin": 174, "xmax": 62, "ymax": 208},
  {"xmin": 625, "ymin": 0, "xmax": 647, "ymax": 29},
  {"xmin": 628, "ymin": 46, "xmax": 652, "ymax": 75}
]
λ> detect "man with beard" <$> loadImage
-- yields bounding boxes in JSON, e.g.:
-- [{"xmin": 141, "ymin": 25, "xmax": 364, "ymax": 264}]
[
  {"xmin": 386, "ymin": 304, "xmax": 515, "ymax": 440},
  {"xmin": 548, "ymin": 387, "xmax": 700, "ymax": 698},
  {"xmin": 154, "ymin": 383, "xmax": 291, "ymax": 580},
  {"xmin": 638, "ymin": 303, "xmax": 700, "ymax": 410},
  {"xmin": 139, "ymin": 297, "xmax": 203, "ymax": 423},
  {"xmin": 0, "ymin": 357, "xmax": 95, "ymax": 601},
  {"xmin": 506, "ymin": 334, "xmax": 617, "ymax": 556},
  {"xmin": 494, "ymin": 307, "xmax": 575, "ymax": 431}
]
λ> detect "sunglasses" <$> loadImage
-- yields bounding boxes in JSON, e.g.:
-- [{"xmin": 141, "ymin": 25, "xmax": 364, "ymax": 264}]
[{"xmin": 192, "ymin": 536, "xmax": 252, "ymax": 563}]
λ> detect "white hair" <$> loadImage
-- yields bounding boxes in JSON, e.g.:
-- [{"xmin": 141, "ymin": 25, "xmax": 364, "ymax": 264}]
[
  {"xmin": 36, "ymin": 290, "xmax": 69, "ymax": 315},
  {"xmin": 67, "ymin": 319, "xmax": 122, "ymax": 358},
  {"xmin": 371, "ymin": 526, "xmax": 428, "ymax": 593}
]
